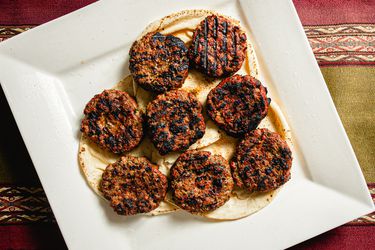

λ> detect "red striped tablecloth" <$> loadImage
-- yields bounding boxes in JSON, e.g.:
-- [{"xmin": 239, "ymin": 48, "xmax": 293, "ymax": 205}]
[{"xmin": 0, "ymin": 0, "xmax": 374, "ymax": 249}]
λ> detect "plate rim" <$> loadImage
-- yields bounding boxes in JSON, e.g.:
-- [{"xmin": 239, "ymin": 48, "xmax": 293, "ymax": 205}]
[{"xmin": 0, "ymin": 0, "xmax": 373, "ymax": 249}]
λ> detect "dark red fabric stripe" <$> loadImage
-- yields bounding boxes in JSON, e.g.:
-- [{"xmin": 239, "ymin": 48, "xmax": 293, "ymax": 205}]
[
  {"xmin": 0, "ymin": 1, "xmax": 374, "ymax": 250},
  {"xmin": 293, "ymin": 0, "xmax": 375, "ymax": 25},
  {"xmin": 0, "ymin": 0, "xmax": 96, "ymax": 25},
  {"xmin": 0, "ymin": 224, "xmax": 373, "ymax": 250},
  {"xmin": 1, "ymin": 1, "xmax": 375, "ymax": 26},
  {"xmin": 318, "ymin": 61, "xmax": 375, "ymax": 67},
  {"xmin": 289, "ymin": 225, "xmax": 375, "ymax": 250},
  {"xmin": 1, "ymin": 224, "xmax": 373, "ymax": 250},
  {"xmin": 0, "ymin": 224, "xmax": 67, "ymax": 250}
]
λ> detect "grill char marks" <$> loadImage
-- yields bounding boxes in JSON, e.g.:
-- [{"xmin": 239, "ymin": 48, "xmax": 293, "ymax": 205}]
[
  {"xmin": 206, "ymin": 75, "xmax": 269, "ymax": 137},
  {"xmin": 189, "ymin": 15, "xmax": 247, "ymax": 77},
  {"xmin": 170, "ymin": 150, "xmax": 233, "ymax": 213},
  {"xmin": 146, "ymin": 90, "xmax": 206, "ymax": 155},
  {"xmin": 100, "ymin": 155, "xmax": 168, "ymax": 215},
  {"xmin": 230, "ymin": 128, "xmax": 293, "ymax": 192},
  {"xmin": 233, "ymin": 26, "xmax": 237, "ymax": 63},
  {"xmin": 212, "ymin": 15, "xmax": 218, "ymax": 72},
  {"xmin": 80, "ymin": 89, "xmax": 143, "ymax": 154},
  {"xmin": 222, "ymin": 21, "xmax": 228, "ymax": 67},
  {"xmin": 204, "ymin": 18, "xmax": 208, "ymax": 70},
  {"xmin": 129, "ymin": 32, "xmax": 189, "ymax": 93}
]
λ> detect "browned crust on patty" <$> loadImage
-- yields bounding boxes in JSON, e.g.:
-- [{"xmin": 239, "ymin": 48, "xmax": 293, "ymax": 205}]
[
  {"xmin": 170, "ymin": 150, "xmax": 233, "ymax": 213},
  {"xmin": 80, "ymin": 89, "xmax": 143, "ymax": 154},
  {"xmin": 231, "ymin": 128, "xmax": 292, "ymax": 192},
  {"xmin": 188, "ymin": 15, "xmax": 247, "ymax": 77},
  {"xmin": 206, "ymin": 74, "xmax": 269, "ymax": 137},
  {"xmin": 100, "ymin": 155, "xmax": 168, "ymax": 215},
  {"xmin": 129, "ymin": 32, "xmax": 189, "ymax": 93},
  {"xmin": 146, "ymin": 90, "xmax": 206, "ymax": 155}
]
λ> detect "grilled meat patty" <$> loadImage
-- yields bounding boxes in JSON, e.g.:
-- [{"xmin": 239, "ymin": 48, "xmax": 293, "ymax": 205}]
[
  {"xmin": 146, "ymin": 90, "xmax": 206, "ymax": 155},
  {"xmin": 100, "ymin": 155, "xmax": 168, "ymax": 215},
  {"xmin": 206, "ymin": 74, "xmax": 269, "ymax": 137},
  {"xmin": 231, "ymin": 128, "xmax": 292, "ymax": 192},
  {"xmin": 188, "ymin": 14, "xmax": 247, "ymax": 77},
  {"xmin": 129, "ymin": 32, "xmax": 189, "ymax": 93},
  {"xmin": 80, "ymin": 89, "xmax": 143, "ymax": 154},
  {"xmin": 170, "ymin": 150, "xmax": 233, "ymax": 213}
]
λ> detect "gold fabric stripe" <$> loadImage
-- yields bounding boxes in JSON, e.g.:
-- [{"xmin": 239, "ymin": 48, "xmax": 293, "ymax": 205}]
[{"xmin": 321, "ymin": 67, "xmax": 375, "ymax": 182}]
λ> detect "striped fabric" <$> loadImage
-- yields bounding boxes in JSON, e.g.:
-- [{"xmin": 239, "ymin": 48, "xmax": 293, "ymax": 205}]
[{"xmin": 0, "ymin": 0, "xmax": 374, "ymax": 249}]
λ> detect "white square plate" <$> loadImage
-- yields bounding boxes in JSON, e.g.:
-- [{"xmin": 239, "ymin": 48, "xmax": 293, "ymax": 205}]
[{"xmin": 0, "ymin": 0, "xmax": 373, "ymax": 249}]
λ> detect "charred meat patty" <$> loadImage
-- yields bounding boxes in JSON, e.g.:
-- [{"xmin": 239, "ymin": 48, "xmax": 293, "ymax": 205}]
[
  {"xmin": 231, "ymin": 128, "xmax": 292, "ymax": 192},
  {"xmin": 188, "ymin": 14, "xmax": 247, "ymax": 77},
  {"xmin": 206, "ymin": 74, "xmax": 269, "ymax": 137},
  {"xmin": 146, "ymin": 90, "xmax": 205, "ymax": 155},
  {"xmin": 129, "ymin": 32, "xmax": 189, "ymax": 93},
  {"xmin": 100, "ymin": 155, "xmax": 168, "ymax": 215},
  {"xmin": 80, "ymin": 89, "xmax": 143, "ymax": 154},
  {"xmin": 170, "ymin": 150, "xmax": 233, "ymax": 213}
]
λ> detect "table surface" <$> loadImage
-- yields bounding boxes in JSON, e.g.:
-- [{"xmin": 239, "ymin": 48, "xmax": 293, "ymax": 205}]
[{"xmin": 0, "ymin": 0, "xmax": 374, "ymax": 249}]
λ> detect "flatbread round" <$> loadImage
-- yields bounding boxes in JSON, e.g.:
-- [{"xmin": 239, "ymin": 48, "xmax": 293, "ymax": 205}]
[{"xmin": 78, "ymin": 10, "xmax": 292, "ymax": 219}]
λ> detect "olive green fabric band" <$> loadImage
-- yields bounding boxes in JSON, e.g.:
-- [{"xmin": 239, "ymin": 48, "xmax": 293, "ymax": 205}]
[{"xmin": 321, "ymin": 67, "xmax": 375, "ymax": 182}]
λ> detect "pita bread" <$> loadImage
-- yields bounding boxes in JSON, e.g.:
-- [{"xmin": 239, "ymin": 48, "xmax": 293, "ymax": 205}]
[{"xmin": 78, "ymin": 10, "xmax": 292, "ymax": 219}]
